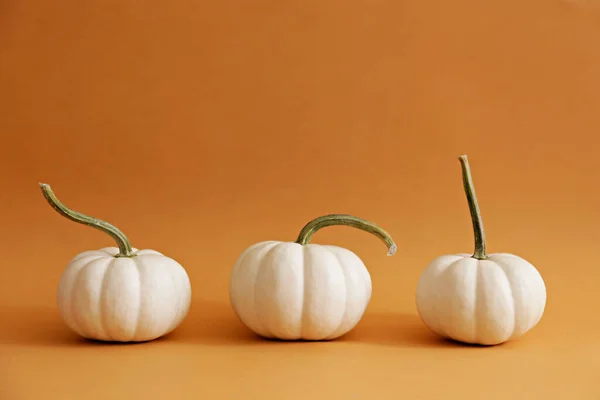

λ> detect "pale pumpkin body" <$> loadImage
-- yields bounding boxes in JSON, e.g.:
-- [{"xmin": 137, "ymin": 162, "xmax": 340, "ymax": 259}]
[
  {"xmin": 229, "ymin": 241, "xmax": 372, "ymax": 340},
  {"xmin": 57, "ymin": 247, "xmax": 192, "ymax": 342},
  {"xmin": 415, "ymin": 253, "xmax": 546, "ymax": 345}
]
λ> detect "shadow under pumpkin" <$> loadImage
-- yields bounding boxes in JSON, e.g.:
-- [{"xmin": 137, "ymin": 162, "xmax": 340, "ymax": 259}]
[{"xmin": 0, "ymin": 302, "xmax": 487, "ymax": 348}]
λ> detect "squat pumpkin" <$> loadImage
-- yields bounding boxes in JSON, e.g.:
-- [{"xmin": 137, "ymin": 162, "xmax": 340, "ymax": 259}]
[
  {"xmin": 415, "ymin": 156, "xmax": 546, "ymax": 345},
  {"xmin": 229, "ymin": 214, "xmax": 396, "ymax": 341},
  {"xmin": 40, "ymin": 183, "xmax": 191, "ymax": 342}
]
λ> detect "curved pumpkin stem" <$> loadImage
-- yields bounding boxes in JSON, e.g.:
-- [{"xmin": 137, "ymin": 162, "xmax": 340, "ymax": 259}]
[
  {"xmin": 40, "ymin": 183, "xmax": 136, "ymax": 258},
  {"xmin": 295, "ymin": 214, "xmax": 396, "ymax": 256}
]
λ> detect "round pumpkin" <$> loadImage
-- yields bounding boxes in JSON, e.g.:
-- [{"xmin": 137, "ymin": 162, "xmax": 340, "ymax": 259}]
[
  {"xmin": 415, "ymin": 156, "xmax": 546, "ymax": 345},
  {"xmin": 41, "ymin": 183, "xmax": 192, "ymax": 342},
  {"xmin": 229, "ymin": 215, "xmax": 396, "ymax": 341}
]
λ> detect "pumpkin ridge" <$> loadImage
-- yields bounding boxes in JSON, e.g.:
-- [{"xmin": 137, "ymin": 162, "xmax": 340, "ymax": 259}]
[
  {"xmin": 252, "ymin": 242, "xmax": 282, "ymax": 338},
  {"xmin": 230, "ymin": 242, "xmax": 272, "ymax": 337},
  {"xmin": 492, "ymin": 258, "xmax": 519, "ymax": 341},
  {"xmin": 59, "ymin": 255, "xmax": 105, "ymax": 335},
  {"xmin": 436, "ymin": 258, "xmax": 465, "ymax": 340},
  {"xmin": 299, "ymin": 244, "xmax": 306, "ymax": 340},
  {"xmin": 322, "ymin": 246, "xmax": 348, "ymax": 340},
  {"xmin": 69, "ymin": 258, "xmax": 93, "ymax": 339},
  {"xmin": 473, "ymin": 260, "xmax": 481, "ymax": 344},
  {"xmin": 98, "ymin": 258, "xmax": 116, "ymax": 341},
  {"xmin": 131, "ymin": 256, "xmax": 144, "ymax": 341},
  {"xmin": 229, "ymin": 245, "xmax": 257, "ymax": 319},
  {"xmin": 165, "ymin": 257, "xmax": 183, "ymax": 336},
  {"xmin": 71, "ymin": 251, "xmax": 109, "ymax": 264}
]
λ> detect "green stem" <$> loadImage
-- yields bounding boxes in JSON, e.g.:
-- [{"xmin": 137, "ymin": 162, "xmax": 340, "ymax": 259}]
[
  {"xmin": 39, "ymin": 183, "xmax": 136, "ymax": 258},
  {"xmin": 295, "ymin": 214, "xmax": 396, "ymax": 256},
  {"xmin": 458, "ymin": 155, "xmax": 487, "ymax": 260}
]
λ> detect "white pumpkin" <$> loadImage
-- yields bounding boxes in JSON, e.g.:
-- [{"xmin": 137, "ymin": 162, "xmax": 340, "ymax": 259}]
[
  {"xmin": 41, "ymin": 184, "xmax": 192, "ymax": 342},
  {"xmin": 56, "ymin": 246, "xmax": 191, "ymax": 342},
  {"xmin": 229, "ymin": 215, "xmax": 396, "ymax": 341},
  {"xmin": 415, "ymin": 156, "xmax": 547, "ymax": 345}
]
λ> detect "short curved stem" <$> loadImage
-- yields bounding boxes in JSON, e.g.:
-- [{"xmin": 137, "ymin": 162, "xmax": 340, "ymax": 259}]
[
  {"xmin": 295, "ymin": 214, "xmax": 396, "ymax": 256},
  {"xmin": 40, "ymin": 183, "xmax": 136, "ymax": 258},
  {"xmin": 458, "ymin": 155, "xmax": 487, "ymax": 260}
]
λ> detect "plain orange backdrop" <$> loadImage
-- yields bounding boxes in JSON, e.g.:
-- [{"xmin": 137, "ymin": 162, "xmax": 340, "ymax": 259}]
[{"xmin": 1, "ymin": 0, "xmax": 600, "ymax": 398}]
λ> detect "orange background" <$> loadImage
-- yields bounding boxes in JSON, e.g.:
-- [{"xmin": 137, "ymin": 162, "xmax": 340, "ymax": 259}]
[{"xmin": 1, "ymin": 0, "xmax": 600, "ymax": 398}]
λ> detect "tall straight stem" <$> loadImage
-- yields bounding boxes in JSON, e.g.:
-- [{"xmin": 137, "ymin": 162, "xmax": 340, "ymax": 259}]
[{"xmin": 458, "ymin": 155, "xmax": 487, "ymax": 260}]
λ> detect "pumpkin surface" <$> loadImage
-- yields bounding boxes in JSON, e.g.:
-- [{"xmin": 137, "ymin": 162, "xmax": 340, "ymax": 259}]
[
  {"xmin": 229, "ymin": 214, "xmax": 395, "ymax": 341},
  {"xmin": 230, "ymin": 241, "xmax": 372, "ymax": 340},
  {"xmin": 416, "ymin": 252, "xmax": 546, "ymax": 345},
  {"xmin": 58, "ymin": 247, "xmax": 191, "ymax": 342},
  {"xmin": 415, "ymin": 155, "xmax": 546, "ymax": 345},
  {"xmin": 40, "ymin": 183, "xmax": 191, "ymax": 342}
]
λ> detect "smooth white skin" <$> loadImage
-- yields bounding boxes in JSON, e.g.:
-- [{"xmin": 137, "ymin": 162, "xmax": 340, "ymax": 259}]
[
  {"xmin": 57, "ymin": 247, "xmax": 192, "ymax": 342},
  {"xmin": 416, "ymin": 253, "xmax": 546, "ymax": 345},
  {"xmin": 229, "ymin": 241, "xmax": 372, "ymax": 340}
]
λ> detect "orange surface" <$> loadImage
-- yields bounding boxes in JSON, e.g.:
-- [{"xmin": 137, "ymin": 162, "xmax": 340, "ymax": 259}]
[{"xmin": 1, "ymin": 0, "xmax": 600, "ymax": 398}]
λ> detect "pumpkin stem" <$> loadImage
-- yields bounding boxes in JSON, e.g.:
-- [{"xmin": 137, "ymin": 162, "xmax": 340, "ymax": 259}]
[
  {"xmin": 295, "ymin": 214, "xmax": 396, "ymax": 256},
  {"xmin": 39, "ymin": 183, "xmax": 136, "ymax": 258},
  {"xmin": 458, "ymin": 155, "xmax": 487, "ymax": 260}
]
